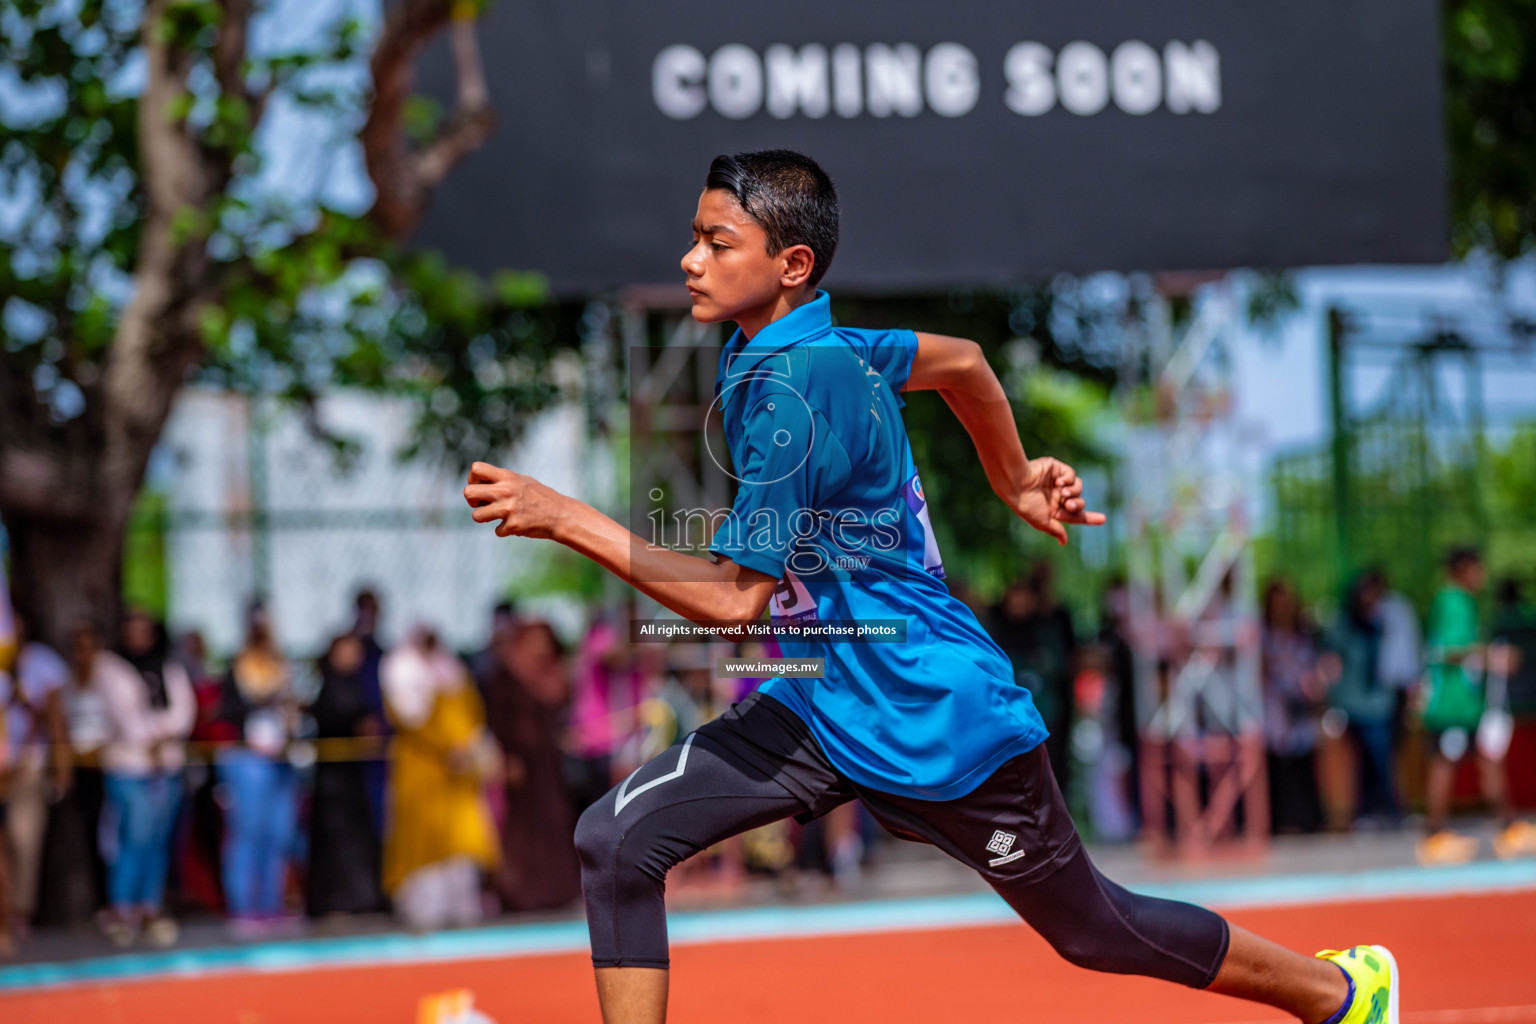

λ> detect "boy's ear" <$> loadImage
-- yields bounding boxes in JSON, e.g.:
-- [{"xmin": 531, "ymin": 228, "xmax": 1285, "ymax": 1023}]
[{"xmin": 779, "ymin": 244, "xmax": 816, "ymax": 289}]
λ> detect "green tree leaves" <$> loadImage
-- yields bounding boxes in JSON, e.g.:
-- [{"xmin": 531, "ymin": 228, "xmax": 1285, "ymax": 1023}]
[{"xmin": 1444, "ymin": 0, "xmax": 1536, "ymax": 257}]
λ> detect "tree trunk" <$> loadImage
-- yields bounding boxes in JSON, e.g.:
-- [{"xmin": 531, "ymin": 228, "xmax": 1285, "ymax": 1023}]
[
  {"xmin": 3, "ymin": 502, "xmax": 132, "ymax": 653},
  {"xmin": 0, "ymin": 0, "xmax": 495, "ymax": 652},
  {"xmin": 0, "ymin": 0, "xmax": 217, "ymax": 651}
]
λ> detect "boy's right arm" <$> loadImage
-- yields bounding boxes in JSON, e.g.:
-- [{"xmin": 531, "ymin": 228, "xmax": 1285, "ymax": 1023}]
[{"xmin": 465, "ymin": 462, "xmax": 777, "ymax": 626}]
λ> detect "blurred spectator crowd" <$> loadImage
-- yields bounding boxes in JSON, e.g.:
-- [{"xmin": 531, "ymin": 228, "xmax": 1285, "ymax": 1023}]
[
  {"xmin": 0, "ymin": 588, "xmax": 831, "ymax": 957},
  {"xmin": 1256, "ymin": 548, "xmax": 1536, "ymax": 864},
  {"xmin": 0, "ymin": 546, "xmax": 1532, "ymax": 957},
  {"xmin": 986, "ymin": 550, "xmax": 1536, "ymax": 866}
]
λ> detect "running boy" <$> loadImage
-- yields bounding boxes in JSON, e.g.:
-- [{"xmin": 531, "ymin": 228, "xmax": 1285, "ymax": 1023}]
[{"xmin": 464, "ymin": 150, "xmax": 1398, "ymax": 1024}]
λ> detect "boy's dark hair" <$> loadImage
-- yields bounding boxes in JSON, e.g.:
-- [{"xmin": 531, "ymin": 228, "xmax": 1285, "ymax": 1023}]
[{"xmin": 705, "ymin": 150, "xmax": 839, "ymax": 287}]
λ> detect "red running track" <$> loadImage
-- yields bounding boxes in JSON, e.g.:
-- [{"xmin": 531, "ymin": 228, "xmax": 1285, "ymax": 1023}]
[{"xmin": 2, "ymin": 890, "xmax": 1532, "ymax": 1024}]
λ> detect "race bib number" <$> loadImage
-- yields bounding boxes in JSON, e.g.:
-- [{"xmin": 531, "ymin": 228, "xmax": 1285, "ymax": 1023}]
[
  {"xmin": 901, "ymin": 474, "xmax": 947, "ymax": 579},
  {"xmin": 769, "ymin": 569, "xmax": 819, "ymax": 624}
]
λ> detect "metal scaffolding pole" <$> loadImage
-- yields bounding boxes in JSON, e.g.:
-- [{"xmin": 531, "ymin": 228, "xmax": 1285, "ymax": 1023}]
[
  {"xmin": 1124, "ymin": 284, "xmax": 1268, "ymax": 858},
  {"xmin": 619, "ymin": 290, "xmax": 726, "ymax": 621}
]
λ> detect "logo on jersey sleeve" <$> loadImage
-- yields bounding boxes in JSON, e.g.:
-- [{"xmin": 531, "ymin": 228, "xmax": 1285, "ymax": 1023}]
[{"xmin": 900, "ymin": 474, "xmax": 947, "ymax": 580}]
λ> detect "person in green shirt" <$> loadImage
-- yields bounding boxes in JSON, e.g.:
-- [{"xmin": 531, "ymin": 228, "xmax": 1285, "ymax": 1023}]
[{"xmin": 1418, "ymin": 547, "xmax": 1533, "ymax": 863}]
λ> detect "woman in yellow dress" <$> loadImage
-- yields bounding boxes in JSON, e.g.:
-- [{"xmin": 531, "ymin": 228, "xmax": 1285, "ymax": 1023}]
[{"xmin": 381, "ymin": 628, "xmax": 499, "ymax": 930}]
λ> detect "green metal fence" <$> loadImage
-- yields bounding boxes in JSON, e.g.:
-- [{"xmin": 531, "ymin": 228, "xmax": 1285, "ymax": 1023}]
[{"xmin": 1266, "ymin": 305, "xmax": 1536, "ymax": 712}]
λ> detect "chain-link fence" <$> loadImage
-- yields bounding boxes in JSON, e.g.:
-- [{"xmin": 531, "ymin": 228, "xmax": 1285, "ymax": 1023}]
[
  {"xmin": 122, "ymin": 388, "xmax": 611, "ymax": 661},
  {"xmin": 1266, "ymin": 306, "xmax": 1536, "ymax": 712}
]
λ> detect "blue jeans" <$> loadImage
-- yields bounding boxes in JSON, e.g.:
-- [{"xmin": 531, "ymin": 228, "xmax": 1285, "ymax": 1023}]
[
  {"xmin": 104, "ymin": 772, "xmax": 183, "ymax": 912},
  {"xmin": 1349, "ymin": 717, "xmax": 1399, "ymax": 821},
  {"xmin": 218, "ymin": 749, "xmax": 298, "ymax": 918}
]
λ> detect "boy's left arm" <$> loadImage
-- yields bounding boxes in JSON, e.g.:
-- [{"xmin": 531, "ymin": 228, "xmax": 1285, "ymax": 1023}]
[{"xmin": 905, "ymin": 332, "xmax": 1104, "ymax": 545}]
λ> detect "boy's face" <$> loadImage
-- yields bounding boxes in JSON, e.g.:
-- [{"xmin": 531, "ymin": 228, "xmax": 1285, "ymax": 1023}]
[
  {"xmin": 1455, "ymin": 559, "xmax": 1485, "ymax": 592},
  {"xmin": 682, "ymin": 189, "xmax": 796, "ymax": 325}
]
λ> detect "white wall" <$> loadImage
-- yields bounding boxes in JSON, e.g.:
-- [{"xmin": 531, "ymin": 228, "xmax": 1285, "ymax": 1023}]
[{"xmin": 155, "ymin": 387, "xmax": 601, "ymax": 658}]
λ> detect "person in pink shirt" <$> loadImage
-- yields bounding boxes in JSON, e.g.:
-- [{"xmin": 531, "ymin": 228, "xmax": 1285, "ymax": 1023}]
[
  {"xmin": 566, "ymin": 617, "xmax": 650, "ymax": 813},
  {"xmin": 102, "ymin": 610, "xmax": 196, "ymax": 947}
]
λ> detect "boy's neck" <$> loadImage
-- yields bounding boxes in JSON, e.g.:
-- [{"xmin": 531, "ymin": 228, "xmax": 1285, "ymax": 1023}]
[{"xmin": 735, "ymin": 287, "xmax": 817, "ymax": 341}]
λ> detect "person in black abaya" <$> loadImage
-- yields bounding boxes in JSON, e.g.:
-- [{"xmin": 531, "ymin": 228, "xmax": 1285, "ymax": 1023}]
[
  {"xmin": 990, "ymin": 573, "xmax": 1078, "ymax": 795},
  {"xmin": 304, "ymin": 634, "xmax": 387, "ymax": 919}
]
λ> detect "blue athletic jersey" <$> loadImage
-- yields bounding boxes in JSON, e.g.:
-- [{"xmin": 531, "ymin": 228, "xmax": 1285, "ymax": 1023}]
[{"xmin": 708, "ymin": 291, "xmax": 1048, "ymax": 801}]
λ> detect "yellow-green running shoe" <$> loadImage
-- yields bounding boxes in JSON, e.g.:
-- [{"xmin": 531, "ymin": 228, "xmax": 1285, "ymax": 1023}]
[{"xmin": 1315, "ymin": 945, "xmax": 1400, "ymax": 1024}]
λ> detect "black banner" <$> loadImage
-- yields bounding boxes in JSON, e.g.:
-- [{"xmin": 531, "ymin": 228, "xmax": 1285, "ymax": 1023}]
[{"xmin": 415, "ymin": 1, "xmax": 1446, "ymax": 294}]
